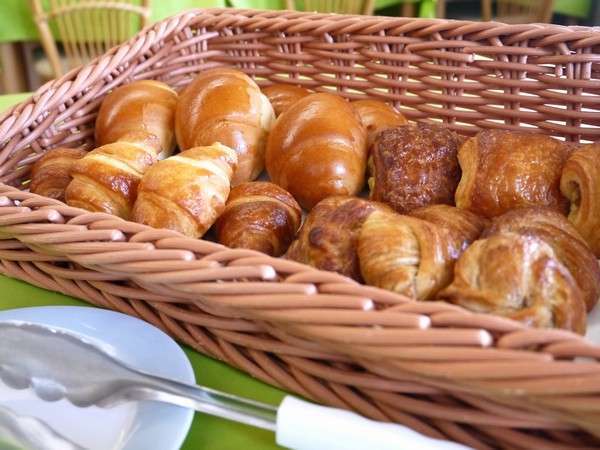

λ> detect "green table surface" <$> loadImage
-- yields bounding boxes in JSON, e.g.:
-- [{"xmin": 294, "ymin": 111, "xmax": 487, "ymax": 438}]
[{"xmin": 0, "ymin": 96, "xmax": 285, "ymax": 449}]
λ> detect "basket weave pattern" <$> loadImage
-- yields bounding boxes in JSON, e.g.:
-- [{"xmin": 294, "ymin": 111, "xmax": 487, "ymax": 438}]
[{"xmin": 0, "ymin": 9, "xmax": 599, "ymax": 449}]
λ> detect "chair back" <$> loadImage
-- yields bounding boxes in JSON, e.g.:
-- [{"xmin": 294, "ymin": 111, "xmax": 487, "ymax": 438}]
[
  {"xmin": 29, "ymin": 0, "xmax": 151, "ymax": 78},
  {"xmin": 285, "ymin": 0, "xmax": 375, "ymax": 15},
  {"xmin": 482, "ymin": 0, "xmax": 554, "ymax": 23}
]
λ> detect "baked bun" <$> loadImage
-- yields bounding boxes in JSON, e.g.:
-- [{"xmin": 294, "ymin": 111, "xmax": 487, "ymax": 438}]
[
  {"xmin": 440, "ymin": 232, "xmax": 586, "ymax": 335},
  {"xmin": 216, "ymin": 181, "xmax": 302, "ymax": 256},
  {"xmin": 266, "ymin": 93, "xmax": 367, "ymax": 210},
  {"xmin": 262, "ymin": 84, "xmax": 311, "ymax": 117},
  {"xmin": 369, "ymin": 123, "xmax": 462, "ymax": 214},
  {"xmin": 29, "ymin": 147, "xmax": 87, "ymax": 201},
  {"xmin": 455, "ymin": 130, "xmax": 572, "ymax": 218},
  {"xmin": 286, "ymin": 196, "xmax": 390, "ymax": 280},
  {"xmin": 132, "ymin": 143, "xmax": 238, "ymax": 238},
  {"xmin": 560, "ymin": 143, "xmax": 600, "ymax": 257},
  {"xmin": 351, "ymin": 99, "xmax": 407, "ymax": 151},
  {"xmin": 175, "ymin": 68, "xmax": 275, "ymax": 185}
]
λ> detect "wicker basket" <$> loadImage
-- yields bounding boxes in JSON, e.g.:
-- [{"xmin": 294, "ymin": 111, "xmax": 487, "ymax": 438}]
[{"xmin": 1, "ymin": 8, "xmax": 599, "ymax": 449}]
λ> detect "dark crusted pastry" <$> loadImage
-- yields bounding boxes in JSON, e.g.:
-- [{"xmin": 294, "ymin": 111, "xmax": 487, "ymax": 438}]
[
  {"xmin": 285, "ymin": 196, "xmax": 391, "ymax": 280},
  {"xmin": 369, "ymin": 123, "xmax": 462, "ymax": 214}
]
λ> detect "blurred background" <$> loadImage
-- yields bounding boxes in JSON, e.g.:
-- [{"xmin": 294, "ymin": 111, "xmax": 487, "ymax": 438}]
[{"xmin": 1, "ymin": 0, "xmax": 598, "ymax": 94}]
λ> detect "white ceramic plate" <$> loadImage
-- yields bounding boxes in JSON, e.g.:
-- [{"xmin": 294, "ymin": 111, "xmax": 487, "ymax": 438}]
[{"xmin": 0, "ymin": 306, "xmax": 195, "ymax": 450}]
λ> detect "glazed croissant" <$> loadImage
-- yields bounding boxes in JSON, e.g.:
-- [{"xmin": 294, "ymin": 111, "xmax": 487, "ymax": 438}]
[
  {"xmin": 369, "ymin": 123, "xmax": 462, "ymax": 214},
  {"xmin": 440, "ymin": 232, "xmax": 586, "ymax": 335},
  {"xmin": 132, "ymin": 143, "xmax": 238, "ymax": 238},
  {"xmin": 262, "ymin": 84, "xmax": 311, "ymax": 117},
  {"xmin": 175, "ymin": 68, "xmax": 275, "ymax": 186},
  {"xmin": 266, "ymin": 93, "xmax": 368, "ymax": 210},
  {"xmin": 351, "ymin": 99, "xmax": 407, "ymax": 151},
  {"xmin": 286, "ymin": 196, "xmax": 390, "ymax": 280},
  {"xmin": 484, "ymin": 206, "xmax": 600, "ymax": 312},
  {"xmin": 357, "ymin": 210, "xmax": 455, "ymax": 300},
  {"xmin": 65, "ymin": 80, "xmax": 178, "ymax": 218},
  {"xmin": 215, "ymin": 181, "xmax": 302, "ymax": 256},
  {"xmin": 455, "ymin": 130, "xmax": 572, "ymax": 218},
  {"xmin": 560, "ymin": 143, "xmax": 600, "ymax": 257},
  {"xmin": 29, "ymin": 147, "xmax": 87, "ymax": 201}
]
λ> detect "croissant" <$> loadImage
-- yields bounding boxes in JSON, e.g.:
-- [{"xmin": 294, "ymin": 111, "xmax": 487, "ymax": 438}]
[
  {"xmin": 357, "ymin": 210, "xmax": 454, "ymax": 300},
  {"xmin": 95, "ymin": 80, "xmax": 178, "ymax": 159},
  {"xmin": 410, "ymin": 204, "xmax": 489, "ymax": 260},
  {"xmin": 286, "ymin": 196, "xmax": 390, "ymax": 280},
  {"xmin": 369, "ymin": 123, "xmax": 462, "ymax": 214},
  {"xmin": 132, "ymin": 143, "xmax": 238, "ymax": 238},
  {"xmin": 262, "ymin": 84, "xmax": 311, "ymax": 117},
  {"xmin": 455, "ymin": 130, "xmax": 572, "ymax": 218},
  {"xmin": 560, "ymin": 143, "xmax": 600, "ymax": 257},
  {"xmin": 484, "ymin": 206, "xmax": 600, "ymax": 312},
  {"xmin": 440, "ymin": 232, "xmax": 586, "ymax": 334},
  {"xmin": 351, "ymin": 99, "xmax": 407, "ymax": 151},
  {"xmin": 29, "ymin": 147, "xmax": 87, "ymax": 201},
  {"xmin": 65, "ymin": 81, "xmax": 178, "ymax": 218},
  {"xmin": 175, "ymin": 68, "xmax": 275, "ymax": 185},
  {"xmin": 266, "ymin": 93, "xmax": 367, "ymax": 210},
  {"xmin": 215, "ymin": 181, "xmax": 302, "ymax": 256}
]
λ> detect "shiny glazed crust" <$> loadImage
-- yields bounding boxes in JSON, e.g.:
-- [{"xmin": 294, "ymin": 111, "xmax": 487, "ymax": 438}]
[
  {"xmin": 175, "ymin": 68, "xmax": 275, "ymax": 185},
  {"xmin": 266, "ymin": 93, "xmax": 368, "ymax": 210},
  {"xmin": 440, "ymin": 232, "xmax": 586, "ymax": 335},
  {"xmin": 351, "ymin": 99, "xmax": 407, "ymax": 151},
  {"xmin": 29, "ymin": 147, "xmax": 87, "ymax": 201},
  {"xmin": 215, "ymin": 181, "xmax": 302, "ymax": 256},
  {"xmin": 262, "ymin": 84, "xmax": 311, "ymax": 117},
  {"xmin": 560, "ymin": 143, "xmax": 600, "ymax": 257},
  {"xmin": 455, "ymin": 130, "xmax": 572, "ymax": 218},
  {"xmin": 370, "ymin": 123, "xmax": 462, "ymax": 214}
]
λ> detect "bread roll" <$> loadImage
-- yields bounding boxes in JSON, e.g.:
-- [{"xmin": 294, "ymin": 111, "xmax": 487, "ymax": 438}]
[
  {"xmin": 266, "ymin": 93, "xmax": 367, "ymax": 210},
  {"xmin": 440, "ymin": 232, "xmax": 586, "ymax": 334},
  {"xmin": 358, "ymin": 210, "xmax": 454, "ymax": 300},
  {"xmin": 29, "ymin": 147, "xmax": 87, "ymax": 201},
  {"xmin": 369, "ymin": 123, "xmax": 462, "ymax": 214},
  {"xmin": 262, "ymin": 84, "xmax": 311, "ymax": 117},
  {"xmin": 484, "ymin": 206, "xmax": 600, "ymax": 311},
  {"xmin": 286, "ymin": 196, "xmax": 390, "ymax": 280},
  {"xmin": 455, "ymin": 130, "xmax": 572, "ymax": 218},
  {"xmin": 176, "ymin": 68, "xmax": 275, "ymax": 185},
  {"xmin": 215, "ymin": 181, "xmax": 302, "ymax": 256},
  {"xmin": 560, "ymin": 143, "xmax": 600, "ymax": 257},
  {"xmin": 66, "ymin": 80, "xmax": 178, "ymax": 218},
  {"xmin": 352, "ymin": 99, "xmax": 407, "ymax": 151},
  {"xmin": 132, "ymin": 143, "xmax": 237, "ymax": 238},
  {"xmin": 95, "ymin": 80, "xmax": 178, "ymax": 159}
]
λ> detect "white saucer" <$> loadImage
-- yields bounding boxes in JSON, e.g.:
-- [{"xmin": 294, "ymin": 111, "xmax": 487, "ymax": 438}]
[{"xmin": 0, "ymin": 306, "xmax": 195, "ymax": 450}]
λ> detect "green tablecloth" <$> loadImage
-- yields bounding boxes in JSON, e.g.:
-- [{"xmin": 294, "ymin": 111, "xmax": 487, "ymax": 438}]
[{"xmin": 0, "ymin": 93, "xmax": 284, "ymax": 449}]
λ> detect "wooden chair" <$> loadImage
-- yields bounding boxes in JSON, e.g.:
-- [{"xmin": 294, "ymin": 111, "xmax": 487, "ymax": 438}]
[
  {"xmin": 285, "ymin": 0, "xmax": 376, "ymax": 15},
  {"xmin": 29, "ymin": 0, "xmax": 151, "ymax": 79},
  {"xmin": 481, "ymin": 0, "xmax": 554, "ymax": 23}
]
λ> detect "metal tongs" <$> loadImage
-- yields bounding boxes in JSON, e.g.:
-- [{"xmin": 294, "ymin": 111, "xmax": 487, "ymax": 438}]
[{"xmin": 0, "ymin": 321, "xmax": 470, "ymax": 450}]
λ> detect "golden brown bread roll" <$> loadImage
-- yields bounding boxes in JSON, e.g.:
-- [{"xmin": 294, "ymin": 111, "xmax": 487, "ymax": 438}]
[
  {"xmin": 455, "ymin": 130, "xmax": 572, "ymax": 218},
  {"xmin": 369, "ymin": 123, "xmax": 462, "ymax": 214},
  {"xmin": 66, "ymin": 80, "xmax": 178, "ymax": 218},
  {"xmin": 483, "ymin": 206, "xmax": 600, "ymax": 311},
  {"xmin": 95, "ymin": 80, "xmax": 178, "ymax": 159},
  {"xmin": 266, "ymin": 93, "xmax": 367, "ymax": 210},
  {"xmin": 440, "ymin": 232, "xmax": 586, "ymax": 334},
  {"xmin": 262, "ymin": 84, "xmax": 311, "ymax": 117},
  {"xmin": 351, "ymin": 99, "xmax": 407, "ymax": 151},
  {"xmin": 175, "ymin": 68, "xmax": 275, "ymax": 185},
  {"xmin": 286, "ymin": 196, "xmax": 390, "ymax": 280},
  {"xmin": 132, "ymin": 143, "xmax": 238, "ymax": 238},
  {"xmin": 560, "ymin": 143, "xmax": 600, "ymax": 257},
  {"xmin": 29, "ymin": 147, "xmax": 87, "ymax": 201},
  {"xmin": 410, "ymin": 204, "xmax": 489, "ymax": 259},
  {"xmin": 215, "ymin": 181, "xmax": 302, "ymax": 256},
  {"xmin": 358, "ymin": 210, "xmax": 455, "ymax": 300}
]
